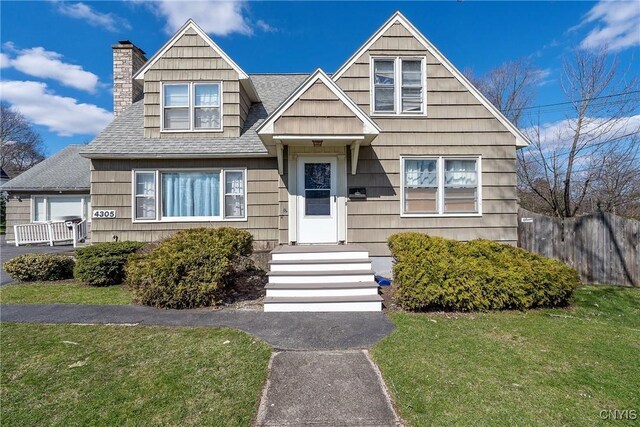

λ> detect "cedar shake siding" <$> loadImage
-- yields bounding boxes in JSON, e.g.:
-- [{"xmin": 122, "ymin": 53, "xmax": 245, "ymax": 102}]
[
  {"xmin": 335, "ymin": 21, "xmax": 518, "ymax": 256},
  {"xmin": 90, "ymin": 158, "xmax": 280, "ymax": 249},
  {"xmin": 274, "ymin": 81, "xmax": 366, "ymax": 135},
  {"xmin": 5, "ymin": 196, "xmax": 31, "ymax": 242},
  {"xmin": 143, "ymin": 28, "xmax": 244, "ymax": 139}
]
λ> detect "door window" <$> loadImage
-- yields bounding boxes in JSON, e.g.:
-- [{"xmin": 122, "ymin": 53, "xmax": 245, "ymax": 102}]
[{"xmin": 304, "ymin": 163, "xmax": 331, "ymax": 216}]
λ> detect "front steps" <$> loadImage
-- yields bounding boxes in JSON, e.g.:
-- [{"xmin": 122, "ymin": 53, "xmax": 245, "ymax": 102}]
[{"xmin": 263, "ymin": 245, "xmax": 382, "ymax": 312}]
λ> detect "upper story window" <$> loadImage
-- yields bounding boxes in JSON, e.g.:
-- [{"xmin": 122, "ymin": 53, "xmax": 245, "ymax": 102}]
[
  {"xmin": 162, "ymin": 82, "xmax": 222, "ymax": 132},
  {"xmin": 372, "ymin": 57, "xmax": 425, "ymax": 115}
]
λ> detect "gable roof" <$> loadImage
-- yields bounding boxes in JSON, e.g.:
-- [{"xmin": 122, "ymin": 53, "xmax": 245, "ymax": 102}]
[
  {"xmin": 2, "ymin": 145, "xmax": 90, "ymax": 191},
  {"xmin": 81, "ymin": 74, "xmax": 308, "ymax": 159},
  {"xmin": 257, "ymin": 69, "xmax": 381, "ymax": 136},
  {"xmin": 132, "ymin": 19, "xmax": 260, "ymax": 102},
  {"xmin": 332, "ymin": 11, "xmax": 531, "ymax": 148}
]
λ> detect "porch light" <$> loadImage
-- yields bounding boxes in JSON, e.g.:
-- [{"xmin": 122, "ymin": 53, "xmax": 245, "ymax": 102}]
[{"xmin": 312, "ymin": 140, "xmax": 323, "ymax": 147}]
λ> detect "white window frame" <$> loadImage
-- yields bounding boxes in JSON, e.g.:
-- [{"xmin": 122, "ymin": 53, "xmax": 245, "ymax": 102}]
[
  {"xmin": 371, "ymin": 56, "xmax": 426, "ymax": 116},
  {"xmin": 223, "ymin": 169, "xmax": 248, "ymax": 220},
  {"xmin": 133, "ymin": 170, "xmax": 158, "ymax": 222},
  {"xmin": 400, "ymin": 156, "xmax": 482, "ymax": 217},
  {"xmin": 31, "ymin": 195, "xmax": 91, "ymax": 223},
  {"xmin": 131, "ymin": 168, "xmax": 247, "ymax": 223},
  {"xmin": 160, "ymin": 81, "xmax": 223, "ymax": 133}
]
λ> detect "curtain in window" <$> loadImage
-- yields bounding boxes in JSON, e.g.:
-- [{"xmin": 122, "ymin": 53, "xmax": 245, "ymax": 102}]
[
  {"xmin": 162, "ymin": 172, "xmax": 220, "ymax": 217},
  {"xmin": 224, "ymin": 171, "xmax": 245, "ymax": 218},
  {"xmin": 444, "ymin": 160, "xmax": 477, "ymax": 186},
  {"xmin": 404, "ymin": 159, "xmax": 438, "ymax": 214},
  {"xmin": 404, "ymin": 159, "xmax": 437, "ymax": 186}
]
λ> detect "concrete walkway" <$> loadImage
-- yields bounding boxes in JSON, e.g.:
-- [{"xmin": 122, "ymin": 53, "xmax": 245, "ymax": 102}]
[
  {"xmin": 257, "ymin": 350, "xmax": 401, "ymax": 426},
  {"xmin": 0, "ymin": 304, "xmax": 395, "ymax": 350}
]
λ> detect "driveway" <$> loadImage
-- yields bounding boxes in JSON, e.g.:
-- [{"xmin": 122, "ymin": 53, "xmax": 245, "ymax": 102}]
[{"xmin": 0, "ymin": 236, "xmax": 75, "ymax": 285}]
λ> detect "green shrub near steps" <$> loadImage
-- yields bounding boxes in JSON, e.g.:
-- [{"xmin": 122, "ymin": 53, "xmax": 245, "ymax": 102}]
[
  {"xmin": 74, "ymin": 241, "xmax": 146, "ymax": 286},
  {"xmin": 4, "ymin": 253, "xmax": 75, "ymax": 282},
  {"xmin": 388, "ymin": 233, "xmax": 581, "ymax": 312},
  {"xmin": 125, "ymin": 227, "xmax": 253, "ymax": 309}
]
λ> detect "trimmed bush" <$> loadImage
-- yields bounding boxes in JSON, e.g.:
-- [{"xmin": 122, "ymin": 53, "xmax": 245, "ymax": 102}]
[
  {"xmin": 125, "ymin": 227, "xmax": 253, "ymax": 309},
  {"xmin": 74, "ymin": 241, "xmax": 146, "ymax": 286},
  {"xmin": 4, "ymin": 253, "xmax": 75, "ymax": 282},
  {"xmin": 388, "ymin": 233, "xmax": 581, "ymax": 312}
]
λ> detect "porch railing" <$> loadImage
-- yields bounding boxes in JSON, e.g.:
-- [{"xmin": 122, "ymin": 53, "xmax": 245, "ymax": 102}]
[{"xmin": 14, "ymin": 220, "xmax": 88, "ymax": 248}]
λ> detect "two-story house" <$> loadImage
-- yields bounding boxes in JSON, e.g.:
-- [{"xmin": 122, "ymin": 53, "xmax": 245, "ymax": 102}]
[{"xmin": 82, "ymin": 11, "xmax": 529, "ymax": 312}]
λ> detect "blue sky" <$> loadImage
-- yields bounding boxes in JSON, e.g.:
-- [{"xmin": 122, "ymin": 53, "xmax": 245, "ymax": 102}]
[{"xmin": 1, "ymin": 1, "xmax": 639, "ymax": 156}]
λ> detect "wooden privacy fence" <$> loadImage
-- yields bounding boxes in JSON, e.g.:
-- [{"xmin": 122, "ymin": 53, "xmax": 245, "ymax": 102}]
[{"xmin": 518, "ymin": 209, "xmax": 639, "ymax": 287}]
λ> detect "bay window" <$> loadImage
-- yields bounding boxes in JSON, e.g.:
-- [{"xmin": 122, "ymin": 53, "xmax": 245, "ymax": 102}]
[
  {"xmin": 133, "ymin": 169, "xmax": 246, "ymax": 222},
  {"xmin": 162, "ymin": 82, "xmax": 222, "ymax": 131},
  {"xmin": 401, "ymin": 157, "xmax": 481, "ymax": 216},
  {"xmin": 372, "ymin": 57, "xmax": 425, "ymax": 115}
]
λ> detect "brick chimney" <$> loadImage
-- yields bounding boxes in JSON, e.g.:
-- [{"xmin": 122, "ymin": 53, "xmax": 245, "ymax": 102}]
[{"xmin": 112, "ymin": 40, "xmax": 146, "ymax": 117}]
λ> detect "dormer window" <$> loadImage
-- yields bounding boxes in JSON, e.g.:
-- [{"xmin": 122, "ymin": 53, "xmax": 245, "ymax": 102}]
[
  {"xmin": 162, "ymin": 82, "xmax": 222, "ymax": 131},
  {"xmin": 372, "ymin": 57, "xmax": 425, "ymax": 115}
]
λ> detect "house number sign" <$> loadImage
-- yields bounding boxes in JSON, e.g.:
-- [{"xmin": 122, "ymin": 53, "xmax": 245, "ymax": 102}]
[{"xmin": 93, "ymin": 210, "xmax": 117, "ymax": 219}]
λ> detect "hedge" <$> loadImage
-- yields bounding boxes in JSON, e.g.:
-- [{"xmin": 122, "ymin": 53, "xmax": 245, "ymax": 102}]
[
  {"xmin": 74, "ymin": 241, "xmax": 146, "ymax": 286},
  {"xmin": 125, "ymin": 227, "xmax": 253, "ymax": 309},
  {"xmin": 388, "ymin": 233, "xmax": 581, "ymax": 311},
  {"xmin": 4, "ymin": 253, "xmax": 75, "ymax": 282}
]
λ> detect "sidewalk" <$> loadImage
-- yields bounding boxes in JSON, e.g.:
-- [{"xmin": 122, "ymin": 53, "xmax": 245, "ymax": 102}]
[
  {"xmin": 257, "ymin": 350, "xmax": 401, "ymax": 426},
  {"xmin": 0, "ymin": 303, "xmax": 395, "ymax": 350}
]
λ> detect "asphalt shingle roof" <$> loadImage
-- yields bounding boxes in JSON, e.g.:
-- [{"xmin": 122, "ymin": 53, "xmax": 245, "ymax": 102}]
[
  {"xmin": 81, "ymin": 74, "xmax": 309, "ymax": 158},
  {"xmin": 1, "ymin": 145, "xmax": 90, "ymax": 191}
]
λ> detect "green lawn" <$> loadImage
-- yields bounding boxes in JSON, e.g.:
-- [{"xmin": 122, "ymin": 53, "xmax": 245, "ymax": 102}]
[
  {"xmin": 373, "ymin": 286, "xmax": 640, "ymax": 426},
  {"xmin": 1, "ymin": 323, "xmax": 272, "ymax": 426},
  {"xmin": 0, "ymin": 281, "xmax": 132, "ymax": 305}
]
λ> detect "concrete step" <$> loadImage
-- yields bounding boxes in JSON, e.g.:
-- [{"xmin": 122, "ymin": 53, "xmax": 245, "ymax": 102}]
[
  {"xmin": 263, "ymin": 294, "xmax": 383, "ymax": 312},
  {"xmin": 267, "ymin": 270, "xmax": 375, "ymax": 284},
  {"xmin": 268, "ymin": 258, "xmax": 373, "ymax": 272},
  {"xmin": 270, "ymin": 244, "xmax": 369, "ymax": 262},
  {"xmin": 264, "ymin": 281, "xmax": 379, "ymax": 289}
]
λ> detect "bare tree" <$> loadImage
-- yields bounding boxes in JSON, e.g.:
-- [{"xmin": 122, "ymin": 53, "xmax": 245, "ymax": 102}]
[
  {"xmin": 467, "ymin": 59, "xmax": 542, "ymax": 127},
  {"xmin": 517, "ymin": 48, "xmax": 639, "ymax": 219},
  {"xmin": 0, "ymin": 103, "xmax": 45, "ymax": 177}
]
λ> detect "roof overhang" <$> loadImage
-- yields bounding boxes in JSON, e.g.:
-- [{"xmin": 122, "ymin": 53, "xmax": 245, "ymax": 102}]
[
  {"xmin": 132, "ymin": 19, "xmax": 260, "ymax": 102},
  {"xmin": 332, "ymin": 11, "xmax": 530, "ymax": 148}
]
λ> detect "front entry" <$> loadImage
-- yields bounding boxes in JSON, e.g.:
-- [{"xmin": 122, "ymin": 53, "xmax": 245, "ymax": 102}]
[{"xmin": 297, "ymin": 156, "xmax": 338, "ymax": 244}]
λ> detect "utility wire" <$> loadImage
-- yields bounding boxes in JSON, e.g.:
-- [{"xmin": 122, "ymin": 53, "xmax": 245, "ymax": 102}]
[{"xmin": 505, "ymin": 90, "xmax": 640, "ymax": 113}]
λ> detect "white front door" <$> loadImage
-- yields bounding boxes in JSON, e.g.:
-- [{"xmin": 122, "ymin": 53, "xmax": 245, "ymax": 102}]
[{"xmin": 297, "ymin": 156, "xmax": 338, "ymax": 244}]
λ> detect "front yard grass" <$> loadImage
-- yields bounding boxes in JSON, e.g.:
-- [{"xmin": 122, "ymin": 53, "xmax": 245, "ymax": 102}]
[
  {"xmin": 0, "ymin": 281, "xmax": 131, "ymax": 305},
  {"xmin": 373, "ymin": 286, "xmax": 640, "ymax": 426},
  {"xmin": 1, "ymin": 323, "xmax": 272, "ymax": 426}
]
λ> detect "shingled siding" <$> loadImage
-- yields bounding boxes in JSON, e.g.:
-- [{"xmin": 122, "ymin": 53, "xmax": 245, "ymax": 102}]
[
  {"xmin": 90, "ymin": 159, "xmax": 279, "ymax": 250},
  {"xmin": 274, "ymin": 81, "xmax": 365, "ymax": 135},
  {"xmin": 336, "ymin": 22, "xmax": 518, "ymax": 256},
  {"xmin": 143, "ymin": 28, "xmax": 243, "ymax": 139},
  {"xmin": 5, "ymin": 196, "xmax": 31, "ymax": 242}
]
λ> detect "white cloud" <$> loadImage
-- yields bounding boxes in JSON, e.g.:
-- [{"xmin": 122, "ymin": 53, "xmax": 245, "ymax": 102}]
[
  {"xmin": 4, "ymin": 46, "xmax": 99, "ymax": 93},
  {"xmin": 0, "ymin": 80, "xmax": 112, "ymax": 136},
  {"xmin": 256, "ymin": 19, "xmax": 276, "ymax": 33},
  {"xmin": 57, "ymin": 2, "xmax": 130, "ymax": 32},
  {"xmin": 525, "ymin": 114, "xmax": 640, "ymax": 154},
  {"xmin": 148, "ymin": 0, "xmax": 252, "ymax": 36},
  {"xmin": 578, "ymin": 1, "xmax": 640, "ymax": 51},
  {"xmin": 140, "ymin": 0, "xmax": 274, "ymax": 36},
  {"xmin": 0, "ymin": 52, "xmax": 10, "ymax": 68}
]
